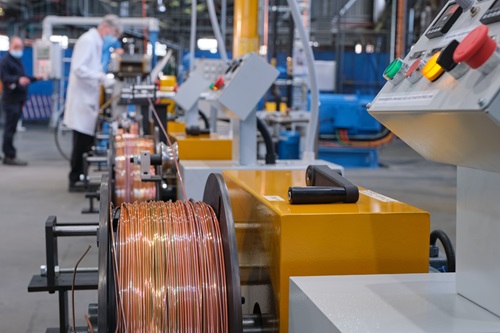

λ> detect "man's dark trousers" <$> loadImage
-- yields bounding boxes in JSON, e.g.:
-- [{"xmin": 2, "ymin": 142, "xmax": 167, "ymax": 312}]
[
  {"xmin": 2, "ymin": 101, "xmax": 23, "ymax": 158},
  {"xmin": 69, "ymin": 130, "xmax": 94, "ymax": 184}
]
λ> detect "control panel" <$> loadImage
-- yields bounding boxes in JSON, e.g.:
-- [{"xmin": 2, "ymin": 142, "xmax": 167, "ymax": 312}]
[
  {"xmin": 369, "ymin": 0, "xmax": 500, "ymax": 172},
  {"xmin": 33, "ymin": 39, "xmax": 62, "ymax": 80},
  {"xmin": 194, "ymin": 58, "xmax": 226, "ymax": 82}
]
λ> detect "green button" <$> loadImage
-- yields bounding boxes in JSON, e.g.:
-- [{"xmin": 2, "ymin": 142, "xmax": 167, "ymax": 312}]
[{"xmin": 384, "ymin": 58, "xmax": 404, "ymax": 80}]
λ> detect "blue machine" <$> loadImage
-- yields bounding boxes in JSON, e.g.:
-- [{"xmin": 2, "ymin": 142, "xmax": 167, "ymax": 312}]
[
  {"xmin": 317, "ymin": 93, "xmax": 382, "ymax": 168},
  {"xmin": 278, "ymin": 131, "xmax": 300, "ymax": 160}
]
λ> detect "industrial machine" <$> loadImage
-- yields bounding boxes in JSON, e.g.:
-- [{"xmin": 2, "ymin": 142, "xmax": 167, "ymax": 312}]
[
  {"xmin": 28, "ymin": 160, "xmax": 430, "ymax": 332},
  {"xmin": 26, "ymin": 5, "xmax": 436, "ymax": 332},
  {"xmin": 316, "ymin": 93, "xmax": 390, "ymax": 168},
  {"xmin": 177, "ymin": 52, "xmax": 350, "ymax": 201},
  {"xmin": 27, "ymin": 39, "xmax": 433, "ymax": 332},
  {"xmin": 289, "ymin": 0, "xmax": 500, "ymax": 331}
]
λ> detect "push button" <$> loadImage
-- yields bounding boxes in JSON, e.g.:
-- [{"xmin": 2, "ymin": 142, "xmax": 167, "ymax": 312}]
[
  {"xmin": 436, "ymin": 40, "xmax": 469, "ymax": 79},
  {"xmin": 454, "ymin": 25, "xmax": 500, "ymax": 74}
]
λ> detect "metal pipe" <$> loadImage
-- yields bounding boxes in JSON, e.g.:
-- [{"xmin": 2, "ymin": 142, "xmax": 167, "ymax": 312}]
[
  {"xmin": 390, "ymin": 0, "xmax": 397, "ymax": 61},
  {"xmin": 221, "ymin": 0, "xmax": 227, "ymax": 42},
  {"xmin": 396, "ymin": 0, "xmax": 406, "ymax": 58},
  {"xmin": 207, "ymin": 0, "xmax": 229, "ymax": 61},
  {"xmin": 286, "ymin": 0, "xmax": 318, "ymax": 161},
  {"xmin": 42, "ymin": 16, "xmax": 160, "ymax": 40},
  {"xmin": 40, "ymin": 265, "xmax": 98, "ymax": 277},
  {"xmin": 189, "ymin": 0, "xmax": 197, "ymax": 72},
  {"xmin": 233, "ymin": 0, "xmax": 259, "ymax": 58},
  {"xmin": 287, "ymin": 10, "xmax": 294, "ymax": 108},
  {"xmin": 53, "ymin": 225, "xmax": 98, "ymax": 237}
]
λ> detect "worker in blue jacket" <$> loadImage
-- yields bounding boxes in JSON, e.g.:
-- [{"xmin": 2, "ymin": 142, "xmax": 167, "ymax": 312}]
[{"xmin": 0, "ymin": 37, "xmax": 37, "ymax": 166}]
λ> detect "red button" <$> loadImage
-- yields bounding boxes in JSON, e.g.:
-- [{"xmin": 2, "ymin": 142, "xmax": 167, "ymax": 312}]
[
  {"xmin": 406, "ymin": 58, "xmax": 422, "ymax": 77},
  {"xmin": 454, "ymin": 25, "xmax": 497, "ymax": 69},
  {"xmin": 214, "ymin": 76, "xmax": 225, "ymax": 89}
]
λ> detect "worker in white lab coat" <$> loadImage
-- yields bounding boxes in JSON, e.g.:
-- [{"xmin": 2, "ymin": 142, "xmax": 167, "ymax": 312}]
[{"xmin": 64, "ymin": 14, "xmax": 123, "ymax": 192}]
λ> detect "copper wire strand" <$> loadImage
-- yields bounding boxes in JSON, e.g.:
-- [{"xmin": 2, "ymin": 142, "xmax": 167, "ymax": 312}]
[
  {"xmin": 116, "ymin": 201, "xmax": 228, "ymax": 332},
  {"xmin": 71, "ymin": 244, "xmax": 92, "ymax": 333},
  {"xmin": 147, "ymin": 98, "xmax": 188, "ymax": 199},
  {"xmin": 84, "ymin": 314, "xmax": 95, "ymax": 333}
]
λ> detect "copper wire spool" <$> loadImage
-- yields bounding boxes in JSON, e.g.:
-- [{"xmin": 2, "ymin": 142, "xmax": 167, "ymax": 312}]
[
  {"xmin": 114, "ymin": 200, "xmax": 229, "ymax": 332},
  {"xmin": 114, "ymin": 134, "xmax": 156, "ymax": 205}
]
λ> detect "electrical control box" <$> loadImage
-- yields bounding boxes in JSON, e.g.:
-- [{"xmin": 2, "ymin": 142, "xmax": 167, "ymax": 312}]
[
  {"xmin": 369, "ymin": 0, "xmax": 500, "ymax": 173},
  {"xmin": 174, "ymin": 71, "xmax": 210, "ymax": 112},
  {"xmin": 212, "ymin": 53, "xmax": 279, "ymax": 120},
  {"xmin": 369, "ymin": 0, "xmax": 500, "ymax": 320},
  {"xmin": 33, "ymin": 39, "xmax": 62, "ymax": 80}
]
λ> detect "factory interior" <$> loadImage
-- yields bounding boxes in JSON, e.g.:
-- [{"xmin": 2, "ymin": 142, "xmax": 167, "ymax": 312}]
[{"xmin": 1, "ymin": 0, "xmax": 500, "ymax": 332}]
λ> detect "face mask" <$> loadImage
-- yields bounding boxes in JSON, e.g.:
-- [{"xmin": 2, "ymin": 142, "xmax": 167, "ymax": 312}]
[
  {"xmin": 10, "ymin": 50, "xmax": 23, "ymax": 59},
  {"xmin": 103, "ymin": 34, "xmax": 117, "ymax": 46}
]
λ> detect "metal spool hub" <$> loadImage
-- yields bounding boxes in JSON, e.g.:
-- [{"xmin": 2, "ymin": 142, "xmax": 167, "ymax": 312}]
[{"xmin": 96, "ymin": 173, "xmax": 242, "ymax": 332}]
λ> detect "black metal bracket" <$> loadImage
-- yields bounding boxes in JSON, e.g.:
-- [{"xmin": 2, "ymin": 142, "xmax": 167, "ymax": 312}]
[
  {"xmin": 82, "ymin": 192, "xmax": 100, "ymax": 214},
  {"xmin": 28, "ymin": 216, "xmax": 99, "ymax": 333}
]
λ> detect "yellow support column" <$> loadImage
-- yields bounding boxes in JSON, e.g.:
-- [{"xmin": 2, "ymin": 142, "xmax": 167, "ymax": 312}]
[{"xmin": 233, "ymin": 0, "xmax": 259, "ymax": 58}]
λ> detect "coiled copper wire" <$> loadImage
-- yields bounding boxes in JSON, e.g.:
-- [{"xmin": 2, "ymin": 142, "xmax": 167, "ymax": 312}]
[
  {"xmin": 114, "ymin": 134, "xmax": 156, "ymax": 205},
  {"xmin": 115, "ymin": 201, "xmax": 229, "ymax": 332}
]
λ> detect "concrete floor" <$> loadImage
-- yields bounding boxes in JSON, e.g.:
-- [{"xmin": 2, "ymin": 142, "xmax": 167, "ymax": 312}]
[{"xmin": 0, "ymin": 124, "xmax": 456, "ymax": 332}]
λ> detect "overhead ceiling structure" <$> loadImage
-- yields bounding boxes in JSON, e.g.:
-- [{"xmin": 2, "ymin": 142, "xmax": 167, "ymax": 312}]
[{"xmin": 0, "ymin": 0, "xmax": 384, "ymax": 49}]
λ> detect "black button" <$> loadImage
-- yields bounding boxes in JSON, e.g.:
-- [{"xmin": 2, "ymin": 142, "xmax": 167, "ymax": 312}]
[{"xmin": 436, "ymin": 39, "xmax": 460, "ymax": 71}]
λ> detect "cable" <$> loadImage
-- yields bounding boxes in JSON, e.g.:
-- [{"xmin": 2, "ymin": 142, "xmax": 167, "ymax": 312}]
[
  {"xmin": 198, "ymin": 110, "xmax": 210, "ymax": 129},
  {"xmin": 319, "ymin": 129, "xmax": 395, "ymax": 148},
  {"xmin": 71, "ymin": 245, "xmax": 92, "ymax": 333},
  {"xmin": 84, "ymin": 314, "xmax": 95, "ymax": 333},
  {"xmin": 257, "ymin": 117, "xmax": 277, "ymax": 164},
  {"xmin": 338, "ymin": 129, "xmax": 394, "ymax": 147},
  {"xmin": 115, "ymin": 201, "xmax": 228, "ymax": 332},
  {"xmin": 430, "ymin": 229, "xmax": 456, "ymax": 273}
]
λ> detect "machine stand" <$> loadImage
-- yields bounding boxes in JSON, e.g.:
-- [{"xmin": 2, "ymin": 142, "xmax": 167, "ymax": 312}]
[{"xmin": 82, "ymin": 191, "xmax": 100, "ymax": 214}]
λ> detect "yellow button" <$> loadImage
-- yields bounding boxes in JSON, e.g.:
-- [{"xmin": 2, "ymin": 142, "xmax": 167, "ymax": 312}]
[{"xmin": 422, "ymin": 51, "xmax": 445, "ymax": 81}]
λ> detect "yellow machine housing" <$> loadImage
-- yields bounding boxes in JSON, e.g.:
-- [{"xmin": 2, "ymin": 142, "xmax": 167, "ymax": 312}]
[
  {"xmin": 170, "ymin": 132, "xmax": 232, "ymax": 160},
  {"xmin": 158, "ymin": 75, "xmax": 177, "ymax": 113},
  {"xmin": 167, "ymin": 121, "xmax": 186, "ymax": 133},
  {"xmin": 223, "ymin": 169, "xmax": 430, "ymax": 333}
]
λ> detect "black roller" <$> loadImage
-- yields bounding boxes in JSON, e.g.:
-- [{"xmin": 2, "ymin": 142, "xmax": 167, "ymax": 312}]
[{"xmin": 288, "ymin": 186, "xmax": 347, "ymax": 204}]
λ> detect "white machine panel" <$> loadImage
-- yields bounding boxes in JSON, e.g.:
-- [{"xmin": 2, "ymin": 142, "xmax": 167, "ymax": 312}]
[
  {"xmin": 33, "ymin": 39, "xmax": 62, "ymax": 80},
  {"xmin": 173, "ymin": 71, "xmax": 211, "ymax": 111},
  {"xmin": 289, "ymin": 274, "xmax": 500, "ymax": 333},
  {"xmin": 368, "ymin": 0, "xmax": 500, "ymax": 173},
  {"xmin": 213, "ymin": 53, "xmax": 279, "ymax": 120}
]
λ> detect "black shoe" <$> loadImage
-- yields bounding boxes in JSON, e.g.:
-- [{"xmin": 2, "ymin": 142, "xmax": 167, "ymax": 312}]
[
  {"xmin": 3, "ymin": 157, "xmax": 27, "ymax": 166},
  {"xmin": 69, "ymin": 181, "xmax": 86, "ymax": 193}
]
